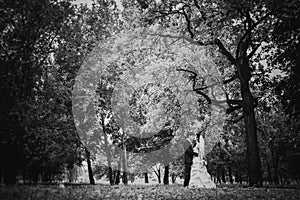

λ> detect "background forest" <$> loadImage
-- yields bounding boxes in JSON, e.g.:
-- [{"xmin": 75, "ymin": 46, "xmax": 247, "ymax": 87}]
[{"xmin": 0, "ymin": 0, "xmax": 299, "ymax": 190}]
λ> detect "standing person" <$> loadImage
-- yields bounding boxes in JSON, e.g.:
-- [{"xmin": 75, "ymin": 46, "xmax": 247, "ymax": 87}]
[
  {"xmin": 189, "ymin": 132, "xmax": 216, "ymax": 188},
  {"xmin": 183, "ymin": 132, "xmax": 198, "ymax": 187}
]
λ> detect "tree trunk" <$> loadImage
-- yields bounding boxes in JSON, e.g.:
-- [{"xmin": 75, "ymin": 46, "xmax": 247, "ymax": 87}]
[
  {"xmin": 266, "ymin": 160, "xmax": 272, "ymax": 184},
  {"xmin": 144, "ymin": 173, "xmax": 149, "ymax": 183},
  {"xmin": 242, "ymin": 84, "xmax": 262, "ymax": 186},
  {"xmin": 163, "ymin": 165, "xmax": 169, "ymax": 185},
  {"xmin": 115, "ymin": 156, "xmax": 122, "ymax": 185},
  {"xmin": 121, "ymin": 130, "xmax": 128, "ymax": 185},
  {"xmin": 101, "ymin": 114, "xmax": 113, "ymax": 185},
  {"xmin": 130, "ymin": 173, "xmax": 135, "ymax": 183},
  {"xmin": 221, "ymin": 167, "xmax": 226, "ymax": 183},
  {"xmin": 171, "ymin": 174, "xmax": 176, "ymax": 183},
  {"xmin": 85, "ymin": 148, "xmax": 95, "ymax": 185},
  {"xmin": 228, "ymin": 166, "xmax": 233, "ymax": 184},
  {"xmin": 271, "ymin": 149, "xmax": 279, "ymax": 185},
  {"xmin": 225, "ymin": 33, "xmax": 262, "ymax": 187},
  {"xmin": 157, "ymin": 168, "xmax": 161, "ymax": 184}
]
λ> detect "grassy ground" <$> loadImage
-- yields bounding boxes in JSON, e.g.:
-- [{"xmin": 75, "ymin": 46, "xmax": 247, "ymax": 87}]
[{"xmin": 1, "ymin": 184, "xmax": 299, "ymax": 200}]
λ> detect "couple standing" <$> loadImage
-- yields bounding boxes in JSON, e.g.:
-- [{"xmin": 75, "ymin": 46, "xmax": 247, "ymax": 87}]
[{"xmin": 183, "ymin": 132, "xmax": 216, "ymax": 188}]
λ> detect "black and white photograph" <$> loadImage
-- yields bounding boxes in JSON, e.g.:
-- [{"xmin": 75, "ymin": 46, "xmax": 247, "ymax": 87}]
[{"xmin": 0, "ymin": 0, "xmax": 299, "ymax": 199}]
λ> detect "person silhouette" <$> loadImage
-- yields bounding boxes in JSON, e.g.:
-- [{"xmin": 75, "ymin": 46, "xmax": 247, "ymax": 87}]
[{"xmin": 183, "ymin": 132, "xmax": 198, "ymax": 187}]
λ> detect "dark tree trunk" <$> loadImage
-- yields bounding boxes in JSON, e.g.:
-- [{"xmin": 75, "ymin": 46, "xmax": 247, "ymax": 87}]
[
  {"xmin": 271, "ymin": 148, "xmax": 279, "ymax": 185},
  {"xmin": 85, "ymin": 148, "xmax": 95, "ymax": 185},
  {"xmin": 154, "ymin": 167, "xmax": 161, "ymax": 184},
  {"xmin": 122, "ymin": 171, "xmax": 128, "ymax": 185},
  {"xmin": 235, "ymin": 171, "xmax": 242, "ymax": 184},
  {"xmin": 221, "ymin": 167, "xmax": 226, "ymax": 183},
  {"xmin": 237, "ymin": 40, "xmax": 262, "ymax": 186},
  {"xmin": 228, "ymin": 166, "xmax": 233, "ymax": 184},
  {"xmin": 217, "ymin": 29, "xmax": 262, "ymax": 187},
  {"xmin": 144, "ymin": 173, "xmax": 149, "ymax": 183},
  {"xmin": 121, "ymin": 131, "xmax": 128, "ymax": 185},
  {"xmin": 171, "ymin": 174, "xmax": 176, "ymax": 183},
  {"xmin": 115, "ymin": 170, "xmax": 120, "ymax": 185},
  {"xmin": 101, "ymin": 114, "xmax": 113, "ymax": 185},
  {"xmin": 217, "ymin": 166, "xmax": 222, "ymax": 184},
  {"xmin": 242, "ymin": 95, "xmax": 262, "ymax": 186},
  {"xmin": 115, "ymin": 157, "xmax": 121, "ymax": 185},
  {"xmin": 163, "ymin": 165, "xmax": 169, "ymax": 185},
  {"xmin": 266, "ymin": 160, "xmax": 272, "ymax": 184},
  {"xmin": 130, "ymin": 173, "xmax": 135, "ymax": 183}
]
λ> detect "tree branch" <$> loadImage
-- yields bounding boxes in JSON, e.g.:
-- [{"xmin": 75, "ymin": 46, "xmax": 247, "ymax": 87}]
[
  {"xmin": 148, "ymin": 33, "xmax": 202, "ymax": 46},
  {"xmin": 226, "ymin": 105, "xmax": 242, "ymax": 114},
  {"xmin": 223, "ymin": 74, "xmax": 238, "ymax": 84},
  {"xmin": 176, "ymin": 68, "xmax": 212, "ymax": 104},
  {"xmin": 227, "ymin": 99, "xmax": 243, "ymax": 105},
  {"xmin": 181, "ymin": 4, "xmax": 194, "ymax": 39},
  {"xmin": 215, "ymin": 39, "xmax": 236, "ymax": 66},
  {"xmin": 193, "ymin": 0, "xmax": 201, "ymax": 10}
]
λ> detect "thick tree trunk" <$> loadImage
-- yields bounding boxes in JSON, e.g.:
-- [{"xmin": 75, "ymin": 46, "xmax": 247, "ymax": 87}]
[
  {"xmin": 101, "ymin": 114, "xmax": 113, "ymax": 185},
  {"xmin": 144, "ymin": 173, "xmax": 149, "ymax": 183},
  {"xmin": 241, "ymin": 82, "xmax": 262, "ymax": 187},
  {"xmin": 122, "ymin": 171, "xmax": 128, "ymax": 185},
  {"xmin": 85, "ymin": 148, "xmax": 95, "ymax": 185},
  {"xmin": 163, "ymin": 165, "xmax": 169, "ymax": 185}
]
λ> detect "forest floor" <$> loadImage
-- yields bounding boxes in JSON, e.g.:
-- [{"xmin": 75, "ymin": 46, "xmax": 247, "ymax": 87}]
[{"xmin": 1, "ymin": 184, "xmax": 300, "ymax": 200}]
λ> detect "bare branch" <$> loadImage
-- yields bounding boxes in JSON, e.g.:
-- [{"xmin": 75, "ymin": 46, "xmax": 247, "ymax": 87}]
[
  {"xmin": 176, "ymin": 68, "xmax": 197, "ymax": 76},
  {"xmin": 223, "ymin": 74, "xmax": 238, "ymax": 84},
  {"xmin": 227, "ymin": 99, "xmax": 243, "ymax": 105},
  {"xmin": 215, "ymin": 39, "xmax": 236, "ymax": 66},
  {"xmin": 176, "ymin": 68, "xmax": 212, "ymax": 104},
  {"xmin": 226, "ymin": 105, "xmax": 242, "ymax": 114},
  {"xmin": 181, "ymin": 4, "xmax": 194, "ymax": 38},
  {"xmin": 193, "ymin": 0, "xmax": 201, "ymax": 10},
  {"xmin": 247, "ymin": 44, "xmax": 260, "ymax": 59},
  {"xmin": 194, "ymin": 90, "xmax": 212, "ymax": 104},
  {"xmin": 149, "ymin": 33, "xmax": 201, "ymax": 46},
  {"xmin": 236, "ymin": 11, "xmax": 271, "ymax": 60}
]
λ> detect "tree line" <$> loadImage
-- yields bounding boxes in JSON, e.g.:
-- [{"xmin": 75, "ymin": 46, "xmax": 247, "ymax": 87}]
[{"xmin": 0, "ymin": 0, "xmax": 299, "ymax": 186}]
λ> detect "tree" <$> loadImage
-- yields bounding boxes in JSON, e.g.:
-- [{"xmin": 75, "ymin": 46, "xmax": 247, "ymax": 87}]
[
  {"xmin": 267, "ymin": 0, "xmax": 300, "ymax": 119},
  {"xmin": 163, "ymin": 165, "xmax": 170, "ymax": 184},
  {"xmin": 122, "ymin": 0, "xmax": 287, "ymax": 186},
  {"xmin": 0, "ymin": 0, "xmax": 79, "ymax": 184},
  {"xmin": 59, "ymin": 0, "xmax": 120, "ymax": 185},
  {"xmin": 0, "ymin": 0, "xmax": 119, "ymax": 184}
]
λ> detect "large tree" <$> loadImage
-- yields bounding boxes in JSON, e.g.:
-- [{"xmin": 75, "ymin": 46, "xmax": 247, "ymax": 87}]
[
  {"xmin": 0, "ymin": 0, "xmax": 78, "ymax": 184},
  {"xmin": 0, "ymin": 0, "xmax": 118, "ymax": 184},
  {"xmin": 120, "ymin": 0, "xmax": 285, "ymax": 186}
]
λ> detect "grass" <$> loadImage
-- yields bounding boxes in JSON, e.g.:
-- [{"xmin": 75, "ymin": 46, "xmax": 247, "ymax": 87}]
[{"xmin": 0, "ymin": 184, "xmax": 299, "ymax": 200}]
